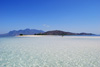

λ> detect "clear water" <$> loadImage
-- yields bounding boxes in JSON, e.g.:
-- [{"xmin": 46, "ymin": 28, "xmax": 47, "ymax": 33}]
[{"xmin": 0, "ymin": 36, "xmax": 100, "ymax": 67}]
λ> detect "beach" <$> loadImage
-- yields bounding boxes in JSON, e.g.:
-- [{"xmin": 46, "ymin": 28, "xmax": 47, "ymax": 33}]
[
  {"xmin": 17, "ymin": 35, "xmax": 100, "ymax": 38},
  {"xmin": 17, "ymin": 35, "xmax": 61, "ymax": 37}
]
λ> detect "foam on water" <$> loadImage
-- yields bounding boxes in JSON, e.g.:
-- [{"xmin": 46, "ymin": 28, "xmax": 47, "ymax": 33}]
[{"xmin": 0, "ymin": 36, "xmax": 100, "ymax": 67}]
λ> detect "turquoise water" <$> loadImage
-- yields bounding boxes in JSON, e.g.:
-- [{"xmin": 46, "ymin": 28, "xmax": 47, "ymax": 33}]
[{"xmin": 0, "ymin": 36, "xmax": 100, "ymax": 67}]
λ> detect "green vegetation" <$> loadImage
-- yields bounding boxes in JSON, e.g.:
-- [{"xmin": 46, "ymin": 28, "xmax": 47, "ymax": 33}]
[{"xmin": 19, "ymin": 34, "xmax": 23, "ymax": 36}]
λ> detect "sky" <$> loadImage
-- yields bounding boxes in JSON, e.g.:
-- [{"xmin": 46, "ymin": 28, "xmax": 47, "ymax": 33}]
[{"xmin": 0, "ymin": 0, "xmax": 100, "ymax": 34}]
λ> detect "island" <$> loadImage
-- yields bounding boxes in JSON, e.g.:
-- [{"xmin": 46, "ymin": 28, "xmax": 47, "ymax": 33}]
[
  {"xmin": 34, "ymin": 30, "xmax": 94, "ymax": 36},
  {"xmin": 0, "ymin": 29, "xmax": 95, "ymax": 37}
]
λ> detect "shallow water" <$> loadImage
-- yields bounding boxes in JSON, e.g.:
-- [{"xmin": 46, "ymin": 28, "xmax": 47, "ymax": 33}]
[{"xmin": 0, "ymin": 36, "xmax": 100, "ymax": 67}]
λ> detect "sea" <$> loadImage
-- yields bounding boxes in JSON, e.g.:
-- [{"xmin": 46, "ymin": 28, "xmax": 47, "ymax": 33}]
[{"xmin": 0, "ymin": 36, "xmax": 100, "ymax": 67}]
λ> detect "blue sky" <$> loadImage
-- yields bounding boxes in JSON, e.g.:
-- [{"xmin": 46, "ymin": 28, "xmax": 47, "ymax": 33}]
[{"xmin": 0, "ymin": 0, "xmax": 100, "ymax": 34}]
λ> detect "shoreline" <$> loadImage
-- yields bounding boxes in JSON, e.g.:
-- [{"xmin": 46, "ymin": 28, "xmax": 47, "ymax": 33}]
[
  {"xmin": 17, "ymin": 35, "xmax": 58, "ymax": 37},
  {"xmin": 16, "ymin": 35, "xmax": 100, "ymax": 38}
]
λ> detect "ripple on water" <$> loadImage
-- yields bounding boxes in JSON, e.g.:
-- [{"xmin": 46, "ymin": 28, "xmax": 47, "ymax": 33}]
[{"xmin": 0, "ymin": 36, "xmax": 100, "ymax": 67}]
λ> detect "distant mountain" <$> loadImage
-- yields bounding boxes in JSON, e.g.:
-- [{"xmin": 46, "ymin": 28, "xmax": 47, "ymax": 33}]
[
  {"xmin": 42, "ymin": 30, "xmax": 76, "ymax": 35},
  {"xmin": 77, "ymin": 32, "xmax": 94, "ymax": 35},
  {"xmin": 35, "ymin": 30, "xmax": 94, "ymax": 35},
  {"xmin": 0, "ymin": 29, "xmax": 95, "ymax": 37},
  {"xmin": 0, "ymin": 29, "xmax": 44, "ymax": 36}
]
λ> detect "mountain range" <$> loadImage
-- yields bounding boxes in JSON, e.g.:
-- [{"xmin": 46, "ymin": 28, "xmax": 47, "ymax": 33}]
[
  {"xmin": 0, "ymin": 29, "xmax": 95, "ymax": 37},
  {"xmin": 35, "ymin": 30, "xmax": 94, "ymax": 35},
  {"xmin": 0, "ymin": 29, "xmax": 44, "ymax": 36}
]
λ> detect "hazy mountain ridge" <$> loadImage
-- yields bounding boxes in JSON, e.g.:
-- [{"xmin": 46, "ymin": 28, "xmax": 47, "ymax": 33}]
[
  {"xmin": 8, "ymin": 29, "xmax": 44, "ymax": 36},
  {"xmin": 0, "ymin": 29, "xmax": 95, "ymax": 37},
  {"xmin": 0, "ymin": 29, "xmax": 44, "ymax": 36}
]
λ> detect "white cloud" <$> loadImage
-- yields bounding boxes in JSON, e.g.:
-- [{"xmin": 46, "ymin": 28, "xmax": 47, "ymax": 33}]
[{"xmin": 43, "ymin": 24, "xmax": 50, "ymax": 28}]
